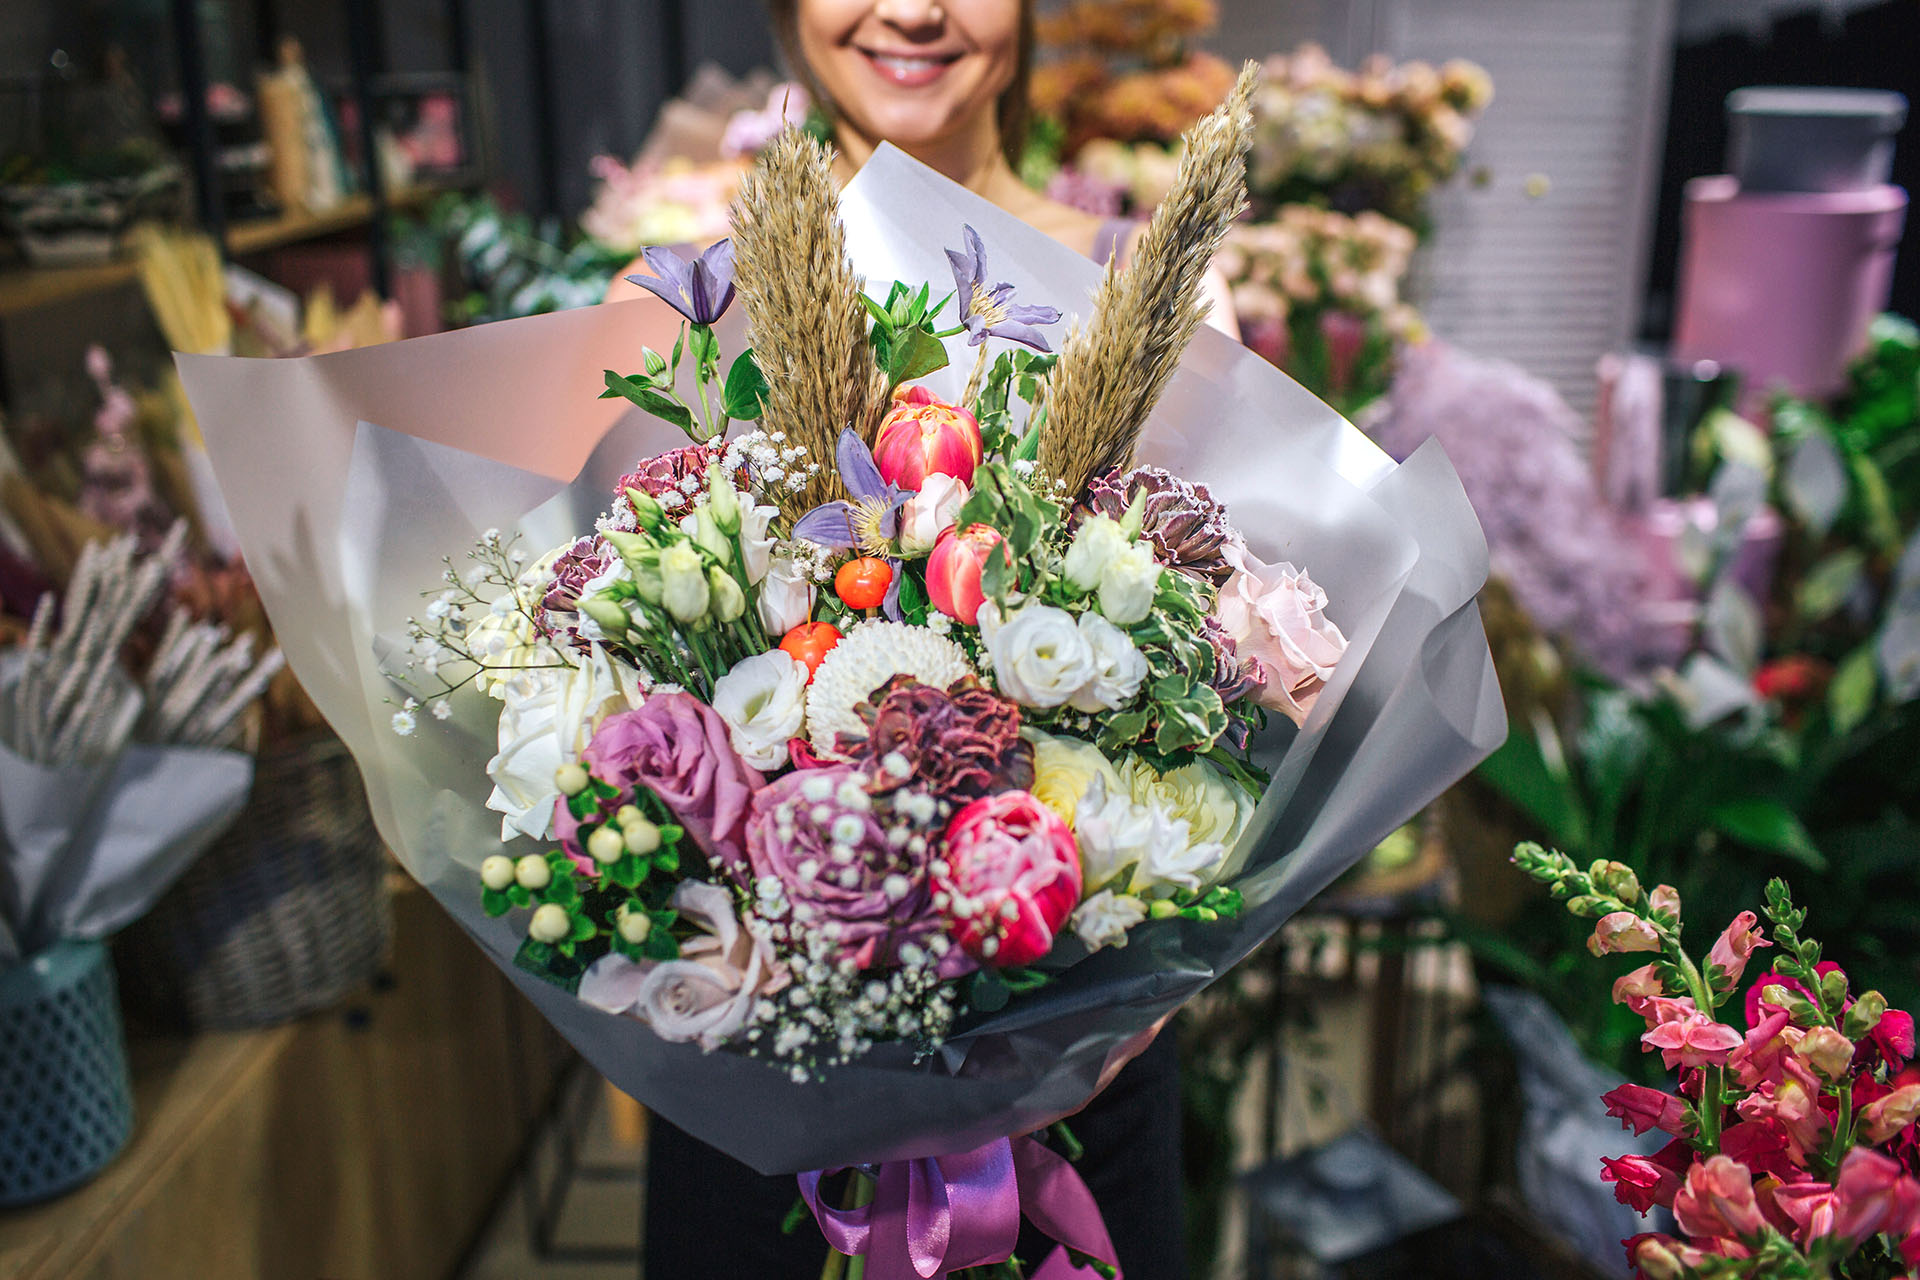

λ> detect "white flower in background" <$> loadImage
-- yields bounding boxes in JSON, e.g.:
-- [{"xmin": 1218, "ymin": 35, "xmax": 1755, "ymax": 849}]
[
  {"xmin": 1062, "ymin": 515, "xmax": 1130, "ymax": 594},
  {"xmin": 1070, "ymin": 612, "xmax": 1148, "ymax": 712},
  {"xmin": 1073, "ymin": 774, "xmax": 1225, "ymax": 897},
  {"xmin": 898, "ymin": 474, "xmax": 969, "ymax": 556},
  {"xmin": 711, "ymin": 649, "xmax": 808, "ymax": 770},
  {"xmin": 1071, "ymin": 890, "xmax": 1148, "ymax": 952},
  {"xmin": 805, "ymin": 620, "xmax": 970, "ymax": 756},
  {"xmin": 980, "ymin": 604, "xmax": 1096, "ymax": 709},
  {"xmin": 739, "ymin": 501, "xmax": 780, "ymax": 583},
  {"xmin": 757, "ymin": 555, "xmax": 815, "ymax": 636},
  {"xmin": 466, "ymin": 602, "xmax": 559, "ymax": 699},
  {"xmin": 485, "ymin": 645, "xmax": 643, "ymax": 841},
  {"xmin": 1119, "ymin": 756, "xmax": 1254, "ymax": 850},
  {"xmin": 1096, "ymin": 541, "xmax": 1160, "ymax": 625}
]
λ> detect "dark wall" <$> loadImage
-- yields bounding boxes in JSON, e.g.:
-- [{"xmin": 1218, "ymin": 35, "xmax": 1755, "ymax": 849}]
[{"xmin": 1644, "ymin": 0, "xmax": 1919, "ymax": 340}]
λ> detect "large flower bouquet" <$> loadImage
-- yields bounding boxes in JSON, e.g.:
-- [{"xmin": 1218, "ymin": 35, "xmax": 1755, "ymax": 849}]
[
  {"xmin": 1516, "ymin": 846, "xmax": 1920, "ymax": 1279},
  {"xmin": 177, "ymin": 66, "xmax": 1502, "ymax": 1274}
]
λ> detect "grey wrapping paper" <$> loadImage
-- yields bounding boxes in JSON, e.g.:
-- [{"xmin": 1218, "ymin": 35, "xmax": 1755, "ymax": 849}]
[{"xmin": 178, "ymin": 145, "xmax": 1505, "ymax": 1175}]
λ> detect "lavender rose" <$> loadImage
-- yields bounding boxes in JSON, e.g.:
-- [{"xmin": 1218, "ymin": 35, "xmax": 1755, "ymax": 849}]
[
  {"xmin": 1214, "ymin": 544, "xmax": 1348, "ymax": 727},
  {"xmin": 557, "ymin": 692, "xmax": 762, "ymax": 870},
  {"xmin": 741, "ymin": 766, "xmax": 973, "ymax": 978},
  {"xmin": 575, "ymin": 880, "xmax": 787, "ymax": 1050}
]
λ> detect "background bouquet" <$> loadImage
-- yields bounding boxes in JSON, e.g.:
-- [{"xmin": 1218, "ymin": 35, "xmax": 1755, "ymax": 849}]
[{"xmin": 178, "ymin": 67, "xmax": 1502, "ymax": 1271}]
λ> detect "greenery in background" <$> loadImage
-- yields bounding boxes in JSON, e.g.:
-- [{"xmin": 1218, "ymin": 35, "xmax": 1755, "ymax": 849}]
[
  {"xmin": 1467, "ymin": 319, "xmax": 1920, "ymax": 1081},
  {"xmin": 396, "ymin": 192, "xmax": 630, "ymax": 325}
]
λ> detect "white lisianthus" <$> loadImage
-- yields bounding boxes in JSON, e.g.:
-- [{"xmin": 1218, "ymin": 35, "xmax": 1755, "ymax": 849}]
[
  {"xmin": 897, "ymin": 474, "xmax": 969, "ymax": 556},
  {"xmin": 1071, "ymin": 890, "xmax": 1149, "ymax": 952},
  {"xmin": 1119, "ymin": 756, "xmax": 1254, "ymax": 850},
  {"xmin": 740, "ymin": 501, "xmax": 780, "ymax": 583},
  {"xmin": 1069, "ymin": 612, "xmax": 1148, "ymax": 712},
  {"xmin": 1096, "ymin": 540, "xmax": 1161, "ymax": 625},
  {"xmin": 485, "ymin": 645, "xmax": 644, "ymax": 841},
  {"xmin": 1073, "ymin": 774, "xmax": 1226, "ymax": 897},
  {"xmin": 711, "ymin": 649, "xmax": 808, "ymax": 769},
  {"xmin": 757, "ymin": 555, "xmax": 815, "ymax": 635},
  {"xmin": 980, "ymin": 603, "xmax": 1096, "ymax": 709},
  {"xmin": 1062, "ymin": 515, "xmax": 1129, "ymax": 594},
  {"xmin": 1024, "ymin": 728, "xmax": 1125, "ymax": 829},
  {"xmin": 659, "ymin": 543, "xmax": 710, "ymax": 623}
]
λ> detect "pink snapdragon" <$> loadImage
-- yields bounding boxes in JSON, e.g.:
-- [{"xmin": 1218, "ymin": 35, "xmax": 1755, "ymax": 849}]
[
  {"xmin": 1602, "ymin": 1082, "xmax": 1692, "ymax": 1137},
  {"xmin": 1589, "ymin": 911, "xmax": 1661, "ymax": 957},
  {"xmin": 1602, "ymin": 1151, "xmax": 1684, "ymax": 1213},
  {"xmin": 1642, "ymin": 1000, "xmax": 1743, "ymax": 1071},
  {"xmin": 1612, "ymin": 963, "xmax": 1666, "ymax": 1008},
  {"xmin": 1673, "ymin": 1156, "xmax": 1767, "ymax": 1243},
  {"xmin": 1830, "ymin": 1149, "xmax": 1920, "ymax": 1248},
  {"xmin": 1705, "ymin": 910, "xmax": 1770, "ymax": 985},
  {"xmin": 1736, "ymin": 1072, "xmax": 1829, "ymax": 1163},
  {"xmin": 1859, "ymin": 1083, "xmax": 1920, "ymax": 1144}
]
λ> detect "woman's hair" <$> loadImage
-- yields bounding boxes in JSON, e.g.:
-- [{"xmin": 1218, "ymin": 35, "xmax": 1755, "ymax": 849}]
[{"xmin": 764, "ymin": 0, "xmax": 1034, "ymax": 169}]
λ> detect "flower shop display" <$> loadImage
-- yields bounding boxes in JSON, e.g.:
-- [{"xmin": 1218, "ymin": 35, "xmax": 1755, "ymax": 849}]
[
  {"xmin": 1031, "ymin": 0, "xmax": 1235, "ymax": 165},
  {"xmin": 1516, "ymin": 846, "xmax": 1920, "ymax": 1279},
  {"xmin": 179, "ymin": 68, "xmax": 1503, "ymax": 1275}
]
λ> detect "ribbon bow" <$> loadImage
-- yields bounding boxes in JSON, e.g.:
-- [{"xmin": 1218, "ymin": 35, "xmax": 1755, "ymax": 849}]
[{"xmin": 798, "ymin": 1135, "xmax": 1122, "ymax": 1280}]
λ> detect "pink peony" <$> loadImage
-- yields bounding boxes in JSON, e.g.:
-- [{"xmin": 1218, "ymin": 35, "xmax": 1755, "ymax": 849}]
[
  {"xmin": 926, "ymin": 524, "xmax": 1008, "ymax": 625},
  {"xmin": 1674, "ymin": 1155, "xmax": 1767, "ymax": 1243},
  {"xmin": 1705, "ymin": 911, "xmax": 1771, "ymax": 986},
  {"xmin": 871, "ymin": 386, "xmax": 983, "ymax": 490},
  {"xmin": 1603, "ymin": 1082, "xmax": 1692, "ymax": 1137},
  {"xmin": 1603, "ymin": 1152, "xmax": 1683, "ymax": 1214},
  {"xmin": 558, "ymin": 693, "xmax": 763, "ymax": 870},
  {"xmin": 1642, "ymin": 1000, "xmax": 1743, "ymax": 1071},
  {"xmin": 1589, "ymin": 911, "xmax": 1661, "ymax": 957},
  {"xmin": 1214, "ymin": 544, "xmax": 1347, "ymax": 727},
  {"xmin": 576, "ymin": 880, "xmax": 787, "ymax": 1050},
  {"xmin": 935, "ymin": 790, "xmax": 1081, "ymax": 968}
]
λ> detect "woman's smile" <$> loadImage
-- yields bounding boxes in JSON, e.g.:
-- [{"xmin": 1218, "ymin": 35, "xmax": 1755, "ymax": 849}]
[{"xmin": 853, "ymin": 44, "xmax": 964, "ymax": 89}]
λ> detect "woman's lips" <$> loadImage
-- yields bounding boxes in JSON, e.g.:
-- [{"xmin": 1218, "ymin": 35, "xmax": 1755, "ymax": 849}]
[{"xmin": 856, "ymin": 47, "xmax": 960, "ymax": 89}]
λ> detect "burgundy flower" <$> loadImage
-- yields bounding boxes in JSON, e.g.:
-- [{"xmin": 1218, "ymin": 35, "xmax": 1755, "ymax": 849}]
[
  {"xmin": 538, "ymin": 534, "xmax": 616, "ymax": 643},
  {"xmin": 840, "ymin": 676, "xmax": 1034, "ymax": 800},
  {"xmin": 1080, "ymin": 465, "xmax": 1243, "ymax": 586},
  {"xmin": 618, "ymin": 442, "xmax": 728, "ymax": 521}
]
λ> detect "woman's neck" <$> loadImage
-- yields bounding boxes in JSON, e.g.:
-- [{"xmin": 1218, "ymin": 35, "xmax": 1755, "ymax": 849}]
[{"xmin": 831, "ymin": 117, "xmax": 1025, "ymax": 206}]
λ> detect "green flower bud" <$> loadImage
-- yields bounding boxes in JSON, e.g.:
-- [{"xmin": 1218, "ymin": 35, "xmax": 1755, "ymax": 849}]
[
  {"xmin": 604, "ymin": 529, "xmax": 652, "ymax": 561},
  {"xmin": 708, "ymin": 567, "xmax": 746, "ymax": 623},
  {"xmin": 625, "ymin": 487, "xmax": 666, "ymax": 530},
  {"xmin": 1118, "ymin": 488, "xmax": 1148, "ymax": 541},
  {"xmin": 1845, "ymin": 990, "xmax": 1889, "ymax": 1040},
  {"xmin": 631, "ymin": 554, "xmax": 665, "ymax": 606},
  {"xmin": 693, "ymin": 507, "xmax": 732, "ymax": 566},
  {"xmin": 1589, "ymin": 860, "xmax": 1641, "ymax": 904},
  {"xmin": 586, "ymin": 825, "xmax": 626, "ymax": 864},
  {"xmin": 528, "ymin": 903, "xmax": 570, "ymax": 943},
  {"xmin": 1563, "ymin": 894, "xmax": 1608, "ymax": 919},
  {"xmin": 707, "ymin": 464, "xmax": 741, "ymax": 535},
  {"xmin": 480, "ymin": 855, "xmax": 516, "ymax": 891},
  {"xmin": 659, "ymin": 543, "xmax": 710, "ymax": 624},
  {"xmin": 514, "ymin": 854, "xmax": 552, "ymax": 891},
  {"xmin": 577, "ymin": 595, "xmax": 630, "ymax": 637},
  {"xmin": 1148, "ymin": 899, "xmax": 1179, "ymax": 920},
  {"xmin": 1821, "ymin": 968, "xmax": 1850, "ymax": 1009}
]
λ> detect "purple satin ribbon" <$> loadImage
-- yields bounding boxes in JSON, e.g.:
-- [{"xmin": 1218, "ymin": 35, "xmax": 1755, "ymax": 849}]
[{"xmin": 798, "ymin": 1135, "xmax": 1122, "ymax": 1280}]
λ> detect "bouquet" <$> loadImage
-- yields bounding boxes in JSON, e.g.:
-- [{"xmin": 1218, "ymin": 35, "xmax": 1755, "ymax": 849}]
[
  {"xmin": 1516, "ymin": 846, "xmax": 1920, "ymax": 1279},
  {"xmin": 178, "ymin": 66, "xmax": 1503, "ymax": 1274}
]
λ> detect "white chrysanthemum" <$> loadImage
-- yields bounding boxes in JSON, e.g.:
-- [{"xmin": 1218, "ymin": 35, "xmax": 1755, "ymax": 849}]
[{"xmin": 805, "ymin": 621, "xmax": 970, "ymax": 757}]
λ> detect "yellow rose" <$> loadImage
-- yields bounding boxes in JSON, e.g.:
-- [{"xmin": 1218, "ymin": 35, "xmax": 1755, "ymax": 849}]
[
  {"xmin": 1024, "ymin": 729, "xmax": 1124, "ymax": 829},
  {"xmin": 1117, "ymin": 756, "xmax": 1254, "ymax": 850}
]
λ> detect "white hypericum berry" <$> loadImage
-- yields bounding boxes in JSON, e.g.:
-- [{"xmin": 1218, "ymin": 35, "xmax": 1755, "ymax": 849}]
[
  {"xmin": 587, "ymin": 826, "xmax": 626, "ymax": 864},
  {"xmin": 615, "ymin": 804, "xmax": 645, "ymax": 828},
  {"xmin": 480, "ymin": 855, "xmax": 516, "ymax": 891},
  {"xmin": 514, "ymin": 854, "xmax": 552, "ymax": 890},
  {"xmin": 616, "ymin": 906, "xmax": 652, "ymax": 945},
  {"xmin": 623, "ymin": 819, "xmax": 661, "ymax": 855},
  {"xmin": 528, "ymin": 903, "xmax": 570, "ymax": 943},
  {"xmin": 555, "ymin": 763, "xmax": 591, "ymax": 796}
]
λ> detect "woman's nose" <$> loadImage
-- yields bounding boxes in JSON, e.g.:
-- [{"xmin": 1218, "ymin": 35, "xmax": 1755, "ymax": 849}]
[{"xmin": 872, "ymin": 0, "xmax": 946, "ymax": 32}]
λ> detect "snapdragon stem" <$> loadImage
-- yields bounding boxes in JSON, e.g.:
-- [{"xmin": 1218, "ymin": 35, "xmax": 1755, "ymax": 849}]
[{"xmin": 1667, "ymin": 934, "xmax": 1727, "ymax": 1153}]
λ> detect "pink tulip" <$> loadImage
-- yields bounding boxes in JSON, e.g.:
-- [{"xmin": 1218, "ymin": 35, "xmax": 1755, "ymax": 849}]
[
  {"xmin": 926, "ymin": 524, "xmax": 1008, "ymax": 625},
  {"xmin": 1859, "ymin": 1083, "xmax": 1920, "ymax": 1144},
  {"xmin": 1602, "ymin": 1153, "xmax": 1683, "ymax": 1213},
  {"xmin": 1674, "ymin": 1155, "xmax": 1767, "ymax": 1242},
  {"xmin": 1589, "ymin": 911, "xmax": 1661, "ymax": 957},
  {"xmin": 872, "ymin": 385, "xmax": 983, "ymax": 490},
  {"xmin": 1831, "ymin": 1148, "xmax": 1920, "ymax": 1247},
  {"xmin": 1706, "ymin": 910, "xmax": 1771, "ymax": 986},
  {"xmin": 1602, "ymin": 1083, "xmax": 1692, "ymax": 1137},
  {"xmin": 1642, "ymin": 1002, "xmax": 1744, "ymax": 1071}
]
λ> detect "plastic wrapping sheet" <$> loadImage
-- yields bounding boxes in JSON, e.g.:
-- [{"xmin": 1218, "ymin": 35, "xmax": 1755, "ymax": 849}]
[{"xmin": 178, "ymin": 145, "xmax": 1504, "ymax": 1175}]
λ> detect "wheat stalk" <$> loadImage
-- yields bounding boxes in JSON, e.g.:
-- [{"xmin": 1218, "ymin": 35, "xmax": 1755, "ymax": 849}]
[
  {"xmin": 1039, "ymin": 61, "xmax": 1259, "ymax": 496},
  {"xmin": 729, "ymin": 128, "xmax": 887, "ymax": 520}
]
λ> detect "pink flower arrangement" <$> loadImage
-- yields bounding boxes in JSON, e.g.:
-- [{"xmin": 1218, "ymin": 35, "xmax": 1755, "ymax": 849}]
[{"xmin": 1515, "ymin": 845, "xmax": 1920, "ymax": 1278}]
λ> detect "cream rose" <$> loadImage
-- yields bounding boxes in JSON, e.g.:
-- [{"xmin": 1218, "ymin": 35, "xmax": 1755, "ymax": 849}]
[
  {"xmin": 980, "ymin": 603, "xmax": 1097, "ymax": 709},
  {"xmin": 1024, "ymin": 728, "xmax": 1125, "ymax": 828},
  {"xmin": 897, "ymin": 473, "xmax": 969, "ymax": 557},
  {"xmin": 485, "ymin": 645, "xmax": 644, "ymax": 841},
  {"xmin": 711, "ymin": 649, "xmax": 808, "ymax": 770},
  {"xmin": 1215, "ymin": 545, "xmax": 1347, "ymax": 727},
  {"xmin": 1096, "ymin": 541, "xmax": 1161, "ymax": 625},
  {"xmin": 1119, "ymin": 755, "xmax": 1254, "ymax": 850},
  {"xmin": 1074, "ymin": 774, "xmax": 1227, "ymax": 897}
]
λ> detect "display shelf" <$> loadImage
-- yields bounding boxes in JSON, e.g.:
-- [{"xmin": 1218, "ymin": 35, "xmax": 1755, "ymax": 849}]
[{"xmin": 0, "ymin": 880, "xmax": 569, "ymax": 1280}]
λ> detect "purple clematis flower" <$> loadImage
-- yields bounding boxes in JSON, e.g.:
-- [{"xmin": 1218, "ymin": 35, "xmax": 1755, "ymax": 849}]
[
  {"xmin": 625, "ymin": 239, "xmax": 736, "ymax": 325},
  {"xmin": 792, "ymin": 429, "xmax": 911, "ymax": 558},
  {"xmin": 945, "ymin": 224, "xmax": 1062, "ymax": 351}
]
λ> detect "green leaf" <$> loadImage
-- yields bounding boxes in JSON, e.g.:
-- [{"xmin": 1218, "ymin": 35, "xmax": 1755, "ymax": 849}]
[
  {"xmin": 642, "ymin": 930, "xmax": 681, "ymax": 960},
  {"xmin": 885, "ymin": 327, "xmax": 950, "ymax": 387},
  {"xmin": 602, "ymin": 371, "xmax": 695, "ymax": 431},
  {"xmin": 1828, "ymin": 645, "xmax": 1879, "ymax": 736},
  {"xmin": 721, "ymin": 349, "xmax": 771, "ymax": 421},
  {"xmin": 1794, "ymin": 549, "xmax": 1866, "ymax": 622},
  {"xmin": 670, "ymin": 322, "xmax": 686, "ymax": 372},
  {"xmin": 689, "ymin": 322, "xmax": 720, "ymax": 374},
  {"xmin": 546, "ymin": 873, "xmax": 580, "ymax": 907},
  {"xmin": 569, "ymin": 914, "xmax": 597, "ymax": 943},
  {"xmin": 1708, "ymin": 798, "xmax": 1828, "ymax": 871},
  {"xmin": 896, "ymin": 569, "xmax": 929, "ymax": 625},
  {"xmin": 507, "ymin": 883, "xmax": 532, "ymax": 908},
  {"xmin": 480, "ymin": 887, "xmax": 511, "ymax": 918},
  {"xmin": 512, "ymin": 936, "xmax": 585, "ymax": 995},
  {"xmin": 860, "ymin": 293, "xmax": 895, "ymax": 327},
  {"xmin": 609, "ymin": 855, "xmax": 644, "ymax": 888}
]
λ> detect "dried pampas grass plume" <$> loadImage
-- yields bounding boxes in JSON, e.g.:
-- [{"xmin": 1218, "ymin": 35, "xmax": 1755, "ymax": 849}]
[
  {"xmin": 729, "ymin": 128, "xmax": 887, "ymax": 518},
  {"xmin": 1039, "ymin": 61, "xmax": 1259, "ymax": 496}
]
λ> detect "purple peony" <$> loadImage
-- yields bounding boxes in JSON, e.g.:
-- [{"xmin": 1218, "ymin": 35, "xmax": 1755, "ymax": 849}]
[
  {"xmin": 556, "ymin": 692, "xmax": 763, "ymax": 870},
  {"xmin": 740, "ymin": 766, "xmax": 974, "ymax": 978}
]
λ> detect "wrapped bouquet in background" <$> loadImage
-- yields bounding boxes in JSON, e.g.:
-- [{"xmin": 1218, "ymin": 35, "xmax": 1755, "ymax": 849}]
[{"xmin": 179, "ymin": 65, "xmax": 1502, "ymax": 1275}]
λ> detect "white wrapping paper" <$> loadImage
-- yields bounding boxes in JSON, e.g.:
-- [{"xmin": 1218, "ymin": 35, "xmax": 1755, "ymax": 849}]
[{"xmin": 178, "ymin": 145, "xmax": 1504, "ymax": 1174}]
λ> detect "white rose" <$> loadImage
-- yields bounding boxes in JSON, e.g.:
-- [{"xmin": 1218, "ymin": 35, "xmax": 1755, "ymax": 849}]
[
  {"xmin": 1096, "ymin": 541, "xmax": 1161, "ymax": 625},
  {"xmin": 711, "ymin": 649, "xmax": 808, "ymax": 769},
  {"xmin": 740, "ymin": 501, "xmax": 779, "ymax": 583},
  {"xmin": 1070, "ymin": 612, "xmax": 1148, "ymax": 712},
  {"xmin": 981, "ymin": 604, "xmax": 1096, "ymax": 709},
  {"xmin": 757, "ymin": 555, "xmax": 815, "ymax": 635},
  {"xmin": 485, "ymin": 645, "xmax": 644, "ymax": 840},
  {"xmin": 1071, "ymin": 889, "xmax": 1149, "ymax": 952},
  {"xmin": 1062, "ymin": 515, "xmax": 1129, "ymax": 594},
  {"xmin": 898, "ymin": 474, "xmax": 969, "ymax": 556}
]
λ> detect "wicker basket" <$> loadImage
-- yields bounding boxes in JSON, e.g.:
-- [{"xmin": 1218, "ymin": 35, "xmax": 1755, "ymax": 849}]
[
  {"xmin": 0, "ymin": 939, "xmax": 135, "ymax": 1206},
  {"xmin": 116, "ymin": 732, "xmax": 392, "ymax": 1029}
]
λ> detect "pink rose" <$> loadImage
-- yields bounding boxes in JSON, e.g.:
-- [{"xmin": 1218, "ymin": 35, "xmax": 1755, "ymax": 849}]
[
  {"xmin": 1674, "ymin": 1155, "xmax": 1767, "ymax": 1243},
  {"xmin": 935, "ymin": 791, "xmax": 1081, "ymax": 968},
  {"xmin": 1642, "ymin": 999, "xmax": 1743, "ymax": 1071},
  {"xmin": 1602, "ymin": 1082, "xmax": 1692, "ymax": 1137},
  {"xmin": 576, "ymin": 881, "xmax": 787, "ymax": 1050},
  {"xmin": 1706, "ymin": 910, "xmax": 1771, "ymax": 986},
  {"xmin": 1589, "ymin": 911, "xmax": 1661, "ymax": 957},
  {"xmin": 1214, "ymin": 544, "xmax": 1346, "ymax": 727},
  {"xmin": 872, "ymin": 385, "xmax": 983, "ymax": 490},
  {"xmin": 557, "ymin": 692, "xmax": 763, "ymax": 870}
]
